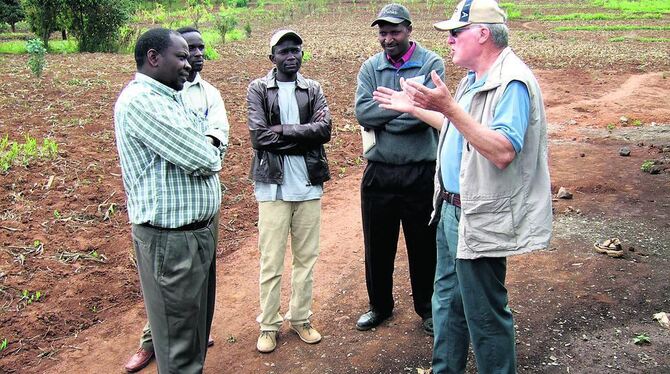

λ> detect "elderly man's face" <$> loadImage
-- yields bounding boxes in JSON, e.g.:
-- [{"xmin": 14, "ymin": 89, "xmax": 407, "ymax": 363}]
[
  {"xmin": 155, "ymin": 34, "xmax": 191, "ymax": 90},
  {"xmin": 377, "ymin": 22, "xmax": 412, "ymax": 60},
  {"xmin": 448, "ymin": 25, "xmax": 484, "ymax": 68}
]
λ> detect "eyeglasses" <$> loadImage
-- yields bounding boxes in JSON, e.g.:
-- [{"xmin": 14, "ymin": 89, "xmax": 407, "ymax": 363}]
[{"xmin": 449, "ymin": 26, "xmax": 478, "ymax": 38}]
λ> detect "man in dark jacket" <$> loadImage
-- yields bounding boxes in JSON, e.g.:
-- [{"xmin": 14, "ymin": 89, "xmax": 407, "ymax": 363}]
[{"xmin": 247, "ymin": 29, "xmax": 331, "ymax": 354}]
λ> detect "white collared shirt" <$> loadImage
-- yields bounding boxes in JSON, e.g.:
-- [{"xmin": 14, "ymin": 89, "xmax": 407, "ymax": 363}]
[{"xmin": 181, "ymin": 73, "xmax": 230, "ymax": 160}]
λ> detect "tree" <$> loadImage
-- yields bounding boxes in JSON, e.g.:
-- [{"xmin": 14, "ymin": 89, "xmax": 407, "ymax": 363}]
[
  {"xmin": 0, "ymin": 0, "xmax": 24, "ymax": 32},
  {"xmin": 22, "ymin": 0, "xmax": 66, "ymax": 49},
  {"xmin": 67, "ymin": 0, "xmax": 133, "ymax": 52}
]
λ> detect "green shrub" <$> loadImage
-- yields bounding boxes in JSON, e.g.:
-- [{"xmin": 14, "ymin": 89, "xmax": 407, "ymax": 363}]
[
  {"xmin": 0, "ymin": 0, "xmax": 25, "ymax": 33},
  {"xmin": 214, "ymin": 9, "xmax": 238, "ymax": 44},
  {"xmin": 640, "ymin": 160, "xmax": 654, "ymax": 173},
  {"xmin": 26, "ymin": 38, "xmax": 46, "ymax": 77},
  {"xmin": 204, "ymin": 44, "xmax": 219, "ymax": 60},
  {"xmin": 68, "ymin": 0, "xmax": 134, "ymax": 52}
]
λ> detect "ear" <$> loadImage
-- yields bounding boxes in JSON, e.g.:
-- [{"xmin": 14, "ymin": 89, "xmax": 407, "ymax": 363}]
[
  {"xmin": 146, "ymin": 49, "xmax": 161, "ymax": 68},
  {"xmin": 406, "ymin": 25, "xmax": 413, "ymax": 34},
  {"xmin": 478, "ymin": 27, "xmax": 490, "ymax": 44},
  {"xmin": 269, "ymin": 53, "xmax": 276, "ymax": 64}
]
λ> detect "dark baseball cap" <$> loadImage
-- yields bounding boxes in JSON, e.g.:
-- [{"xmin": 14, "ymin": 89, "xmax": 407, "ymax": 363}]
[{"xmin": 371, "ymin": 3, "xmax": 412, "ymax": 27}]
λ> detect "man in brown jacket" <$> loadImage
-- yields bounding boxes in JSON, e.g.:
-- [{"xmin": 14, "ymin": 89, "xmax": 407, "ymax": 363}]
[{"xmin": 247, "ymin": 29, "xmax": 331, "ymax": 354}]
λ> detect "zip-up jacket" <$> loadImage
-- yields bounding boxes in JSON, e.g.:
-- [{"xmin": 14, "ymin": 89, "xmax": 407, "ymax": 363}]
[{"xmin": 248, "ymin": 68, "xmax": 331, "ymax": 185}]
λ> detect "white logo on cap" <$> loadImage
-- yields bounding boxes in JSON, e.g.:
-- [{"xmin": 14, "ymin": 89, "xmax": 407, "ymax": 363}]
[{"xmin": 461, "ymin": 11, "xmax": 469, "ymax": 19}]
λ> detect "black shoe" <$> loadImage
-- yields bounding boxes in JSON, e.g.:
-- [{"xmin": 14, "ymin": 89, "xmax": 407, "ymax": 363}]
[
  {"xmin": 356, "ymin": 310, "xmax": 391, "ymax": 331},
  {"xmin": 422, "ymin": 317, "xmax": 434, "ymax": 336}
]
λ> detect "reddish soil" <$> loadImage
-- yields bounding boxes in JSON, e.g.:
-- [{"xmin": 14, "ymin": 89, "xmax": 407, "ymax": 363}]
[{"xmin": 1, "ymin": 4, "xmax": 670, "ymax": 373}]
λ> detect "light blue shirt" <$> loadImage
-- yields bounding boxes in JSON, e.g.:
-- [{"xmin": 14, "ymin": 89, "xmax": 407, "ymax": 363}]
[
  {"xmin": 441, "ymin": 72, "xmax": 530, "ymax": 194},
  {"xmin": 254, "ymin": 80, "xmax": 323, "ymax": 202}
]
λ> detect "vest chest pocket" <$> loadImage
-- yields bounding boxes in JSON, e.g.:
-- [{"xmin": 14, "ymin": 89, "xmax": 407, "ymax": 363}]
[{"xmin": 461, "ymin": 197, "xmax": 517, "ymax": 252}]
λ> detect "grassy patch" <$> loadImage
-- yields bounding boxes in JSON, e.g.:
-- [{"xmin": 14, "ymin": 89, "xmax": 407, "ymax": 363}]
[
  {"xmin": 536, "ymin": 12, "xmax": 661, "ymax": 21},
  {"xmin": 0, "ymin": 135, "xmax": 59, "ymax": 173},
  {"xmin": 595, "ymin": 0, "xmax": 670, "ymax": 13},
  {"xmin": 0, "ymin": 40, "xmax": 78, "ymax": 54},
  {"xmin": 610, "ymin": 36, "xmax": 670, "ymax": 42},
  {"xmin": 555, "ymin": 25, "xmax": 670, "ymax": 31}
]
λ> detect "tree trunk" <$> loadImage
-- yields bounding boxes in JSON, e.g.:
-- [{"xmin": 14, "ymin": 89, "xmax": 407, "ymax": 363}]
[
  {"xmin": 11, "ymin": 23, "xmax": 16, "ymax": 33},
  {"xmin": 62, "ymin": 29, "xmax": 67, "ymax": 40}
]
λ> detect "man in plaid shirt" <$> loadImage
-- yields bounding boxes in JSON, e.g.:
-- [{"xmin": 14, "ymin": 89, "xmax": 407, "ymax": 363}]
[{"xmin": 114, "ymin": 28, "xmax": 221, "ymax": 373}]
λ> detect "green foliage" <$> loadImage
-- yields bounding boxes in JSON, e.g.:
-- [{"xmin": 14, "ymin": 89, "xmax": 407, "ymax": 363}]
[
  {"xmin": 226, "ymin": 0, "xmax": 248, "ymax": 7},
  {"xmin": 0, "ymin": 0, "xmax": 25, "ymax": 32},
  {"xmin": 203, "ymin": 44, "xmax": 218, "ymax": 60},
  {"xmin": 0, "ymin": 338, "xmax": 7, "ymax": 352},
  {"xmin": 244, "ymin": 21, "xmax": 251, "ymax": 38},
  {"xmin": 595, "ymin": 0, "xmax": 670, "ymax": 13},
  {"xmin": 537, "ymin": 12, "xmax": 661, "ymax": 21},
  {"xmin": 22, "ymin": 0, "xmax": 66, "ymax": 49},
  {"xmin": 0, "ymin": 39, "xmax": 77, "ymax": 54},
  {"xmin": 556, "ymin": 25, "xmax": 670, "ymax": 31},
  {"xmin": 68, "ymin": 0, "xmax": 134, "ymax": 52},
  {"xmin": 20, "ymin": 289, "xmax": 43, "ymax": 305},
  {"xmin": 499, "ymin": 3, "xmax": 521, "ymax": 20},
  {"xmin": 640, "ymin": 160, "xmax": 654, "ymax": 173},
  {"xmin": 214, "ymin": 8, "xmax": 238, "ymax": 44},
  {"xmin": 0, "ymin": 134, "xmax": 59, "ymax": 173},
  {"xmin": 26, "ymin": 38, "xmax": 46, "ymax": 77},
  {"xmin": 187, "ymin": 0, "xmax": 212, "ymax": 29},
  {"xmin": 302, "ymin": 50, "xmax": 312, "ymax": 63},
  {"xmin": 633, "ymin": 332, "xmax": 651, "ymax": 345}
]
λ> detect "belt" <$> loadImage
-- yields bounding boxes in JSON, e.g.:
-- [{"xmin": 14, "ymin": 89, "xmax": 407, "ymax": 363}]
[
  {"xmin": 140, "ymin": 217, "xmax": 213, "ymax": 231},
  {"xmin": 441, "ymin": 191, "xmax": 461, "ymax": 208}
]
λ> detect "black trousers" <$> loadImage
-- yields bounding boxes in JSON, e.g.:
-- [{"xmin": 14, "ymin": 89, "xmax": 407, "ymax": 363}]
[{"xmin": 361, "ymin": 161, "xmax": 437, "ymax": 319}]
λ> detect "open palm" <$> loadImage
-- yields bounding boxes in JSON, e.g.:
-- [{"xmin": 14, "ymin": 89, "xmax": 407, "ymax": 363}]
[{"xmin": 373, "ymin": 86, "xmax": 415, "ymax": 114}]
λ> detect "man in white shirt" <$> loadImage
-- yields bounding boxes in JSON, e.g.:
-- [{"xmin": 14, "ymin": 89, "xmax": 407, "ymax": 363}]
[{"xmin": 123, "ymin": 26, "xmax": 230, "ymax": 373}]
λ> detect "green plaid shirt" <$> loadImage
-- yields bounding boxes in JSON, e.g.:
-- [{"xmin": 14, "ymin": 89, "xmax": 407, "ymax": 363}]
[{"xmin": 114, "ymin": 73, "xmax": 222, "ymax": 228}]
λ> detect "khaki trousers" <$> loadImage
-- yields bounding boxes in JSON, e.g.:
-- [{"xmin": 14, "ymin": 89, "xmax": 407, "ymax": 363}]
[{"xmin": 257, "ymin": 199, "xmax": 321, "ymax": 331}]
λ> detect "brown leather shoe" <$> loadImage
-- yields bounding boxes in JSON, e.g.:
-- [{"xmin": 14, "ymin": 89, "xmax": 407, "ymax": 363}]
[
  {"xmin": 124, "ymin": 347, "xmax": 154, "ymax": 373},
  {"xmin": 208, "ymin": 334, "xmax": 214, "ymax": 347}
]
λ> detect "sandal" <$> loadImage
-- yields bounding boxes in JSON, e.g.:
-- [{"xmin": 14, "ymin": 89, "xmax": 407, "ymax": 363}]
[{"xmin": 594, "ymin": 238, "xmax": 624, "ymax": 258}]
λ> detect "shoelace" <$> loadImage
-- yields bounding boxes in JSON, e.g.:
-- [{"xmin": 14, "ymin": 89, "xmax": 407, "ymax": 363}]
[{"xmin": 260, "ymin": 331, "xmax": 275, "ymax": 339}]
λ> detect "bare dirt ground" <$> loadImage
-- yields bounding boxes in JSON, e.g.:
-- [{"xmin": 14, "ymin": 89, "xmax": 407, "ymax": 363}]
[{"xmin": 1, "ymin": 2, "xmax": 670, "ymax": 373}]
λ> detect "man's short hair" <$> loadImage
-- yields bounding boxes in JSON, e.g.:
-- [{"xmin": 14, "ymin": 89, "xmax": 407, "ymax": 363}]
[
  {"xmin": 483, "ymin": 23, "xmax": 509, "ymax": 48},
  {"xmin": 134, "ymin": 28, "xmax": 179, "ymax": 69},
  {"xmin": 176, "ymin": 26, "xmax": 201, "ymax": 36}
]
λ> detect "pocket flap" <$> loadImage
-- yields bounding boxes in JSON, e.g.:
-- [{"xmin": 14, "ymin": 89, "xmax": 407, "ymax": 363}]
[{"xmin": 462, "ymin": 198, "xmax": 511, "ymax": 214}]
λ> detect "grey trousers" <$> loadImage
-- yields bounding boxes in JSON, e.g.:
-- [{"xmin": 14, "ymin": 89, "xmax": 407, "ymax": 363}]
[{"xmin": 132, "ymin": 219, "xmax": 217, "ymax": 374}]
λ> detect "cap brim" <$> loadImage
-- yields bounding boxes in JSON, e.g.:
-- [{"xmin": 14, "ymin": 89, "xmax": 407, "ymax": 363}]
[
  {"xmin": 270, "ymin": 31, "xmax": 303, "ymax": 50},
  {"xmin": 433, "ymin": 20, "xmax": 470, "ymax": 31},
  {"xmin": 371, "ymin": 16, "xmax": 407, "ymax": 27}
]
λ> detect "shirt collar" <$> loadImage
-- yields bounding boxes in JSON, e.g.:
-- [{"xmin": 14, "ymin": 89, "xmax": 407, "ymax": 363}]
[
  {"xmin": 386, "ymin": 41, "xmax": 416, "ymax": 69},
  {"xmin": 266, "ymin": 68, "xmax": 309, "ymax": 89},
  {"xmin": 183, "ymin": 72, "xmax": 202, "ymax": 90},
  {"xmin": 134, "ymin": 72, "xmax": 179, "ymax": 98}
]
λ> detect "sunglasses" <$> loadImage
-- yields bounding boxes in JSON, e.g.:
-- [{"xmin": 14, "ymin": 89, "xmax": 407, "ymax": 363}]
[{"xmin": 449, "ymin": 26, "xmax": 478, "ymax": 38}]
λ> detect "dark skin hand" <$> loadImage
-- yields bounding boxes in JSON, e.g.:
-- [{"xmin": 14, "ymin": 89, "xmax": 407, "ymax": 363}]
[{"xmin": 269, "ymin": 109, "xmax": 327, "ymax": 134}]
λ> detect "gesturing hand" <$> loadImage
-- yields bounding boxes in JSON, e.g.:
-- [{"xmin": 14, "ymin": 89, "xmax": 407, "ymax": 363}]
[
  {"xmin": 403, "ymin": 70, "xmax": 455, "ymax": 116},
  {"xmin": 373, "ymin": 82, "xmax": 416, "ymax": 115}
]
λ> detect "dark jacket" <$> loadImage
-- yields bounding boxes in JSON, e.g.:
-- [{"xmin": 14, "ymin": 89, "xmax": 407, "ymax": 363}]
[{"xmin": 248, "ymin": 68, "xmax": 331, "ymax": 185}]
